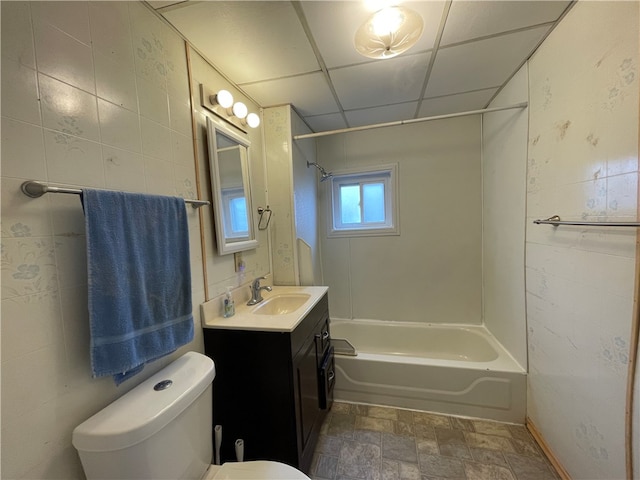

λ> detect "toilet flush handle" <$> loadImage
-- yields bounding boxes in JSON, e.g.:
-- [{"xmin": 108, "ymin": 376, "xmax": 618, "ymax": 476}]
[{"xmin": 154, "ymin": 380, "xmax": 173, "ymax": 391}]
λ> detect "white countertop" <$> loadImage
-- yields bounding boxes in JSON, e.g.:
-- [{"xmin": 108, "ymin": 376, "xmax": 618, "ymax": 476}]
[{"xmin": 200, "ymin": 286, "xmax": 328, "ymax": 332}]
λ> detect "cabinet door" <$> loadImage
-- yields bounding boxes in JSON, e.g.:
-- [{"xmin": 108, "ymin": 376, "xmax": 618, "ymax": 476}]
[{"xmin": 295, "ymin": 338, "xmax": 320, "ymax": 452}]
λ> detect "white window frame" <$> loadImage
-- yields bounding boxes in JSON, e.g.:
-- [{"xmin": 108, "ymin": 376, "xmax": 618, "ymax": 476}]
[{"xmin": 327, "ymin": 164, "xmax": 399, "ymax": 238}]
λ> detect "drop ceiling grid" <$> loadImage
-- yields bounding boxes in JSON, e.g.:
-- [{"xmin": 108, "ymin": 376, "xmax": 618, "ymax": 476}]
[{"xmin": 157, "ymin": 0, "xmax": 574, "ymax": 132}]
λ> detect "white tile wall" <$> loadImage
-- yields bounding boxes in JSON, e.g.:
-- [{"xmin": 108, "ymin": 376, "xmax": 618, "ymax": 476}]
[
  {"xmin": 98, "ymin": 98, "xmax": 142, "ymax": 152},
  {"xmin": 94, "ymin": 49, "xmax": 139, "ymax": 111},
  {"xmin": 0, "ymin": 2, "xmax": 212, "ymax": 478},
  {"xmin": 1, "ymin": 2, "xmax": 36, "ymax": 67},
  {"xmin": 525, "ymin": 1, "xmax": 639, "ymax": 478},
  {"xmin": 1, "ymin": 57, "xmax": 41, "ymax": 125},
  {"xmin": 141, "ymin": 116, "xmax": 172, "ymax": 161},
  {"xmin": 1, "ymin": 119, "xmax": 47, "ymax": 180},
  {"xmin": 33, "ymin": 20, "xmax": 96, "ymax": 94},
  {"xmin": 39, "ymin": 73, "xmax": 100, "ymax": 142}
]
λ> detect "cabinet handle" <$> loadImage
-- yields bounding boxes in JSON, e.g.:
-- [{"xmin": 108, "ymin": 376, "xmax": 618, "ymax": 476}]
[
  {"xmin": 322, "ymin": 331, "xmax": 330, "ymax": 341},
  {"xmin": 328, "ymin": 371, "xmax": 335, "ymax": 383}
]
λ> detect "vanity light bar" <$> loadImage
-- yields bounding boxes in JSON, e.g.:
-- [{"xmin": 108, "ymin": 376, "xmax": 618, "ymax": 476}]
[{"xmin": 202, "ymin": 85, "xmax": 261, "ymax": 131}]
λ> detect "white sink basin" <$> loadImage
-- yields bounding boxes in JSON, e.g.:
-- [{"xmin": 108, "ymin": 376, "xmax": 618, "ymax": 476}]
[
  {"xmin": 201, "ymin": 285, "xmax": 328, "ymax": 331},
  {"xmin": 252, "ymin": 294, "xmax": 311, "ymax": 315}
]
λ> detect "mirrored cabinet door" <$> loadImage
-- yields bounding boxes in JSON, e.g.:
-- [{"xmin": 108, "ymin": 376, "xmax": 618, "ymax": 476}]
[{"xmin": 206, "ymin": 117, "xmax": 258, "ymax": 254}]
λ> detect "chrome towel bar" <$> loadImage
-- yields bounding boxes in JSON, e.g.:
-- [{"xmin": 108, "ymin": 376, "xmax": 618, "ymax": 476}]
[
  {"xmin": 20, "ymin": 181, "xmax": 210, "ymax": 208},
  {"xmin": 534, "ymin": 215, "xmax": 640, "ymax": 227}
]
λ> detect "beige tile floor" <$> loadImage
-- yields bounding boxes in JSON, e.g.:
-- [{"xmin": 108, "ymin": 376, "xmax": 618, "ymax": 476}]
[{"xmin": 310, "ymin": 402, "xmax": 560, "ymax": 480}]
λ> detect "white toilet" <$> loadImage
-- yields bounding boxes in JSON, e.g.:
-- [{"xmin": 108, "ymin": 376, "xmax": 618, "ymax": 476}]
[{"xmin": 72, "ymin": 352, "xmax": 310, "ymax": 480}]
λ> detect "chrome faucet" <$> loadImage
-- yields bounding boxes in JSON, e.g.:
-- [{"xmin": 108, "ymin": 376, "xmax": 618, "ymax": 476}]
[{"xmin": 247, "ymin": 276, "xmax": 272, "ymax": 305}]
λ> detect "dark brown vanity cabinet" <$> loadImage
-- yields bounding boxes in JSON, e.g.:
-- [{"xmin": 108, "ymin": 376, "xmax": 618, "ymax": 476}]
[{"xmin": 203, "ymin": 293, "xmax": 333, "ymax": 474}]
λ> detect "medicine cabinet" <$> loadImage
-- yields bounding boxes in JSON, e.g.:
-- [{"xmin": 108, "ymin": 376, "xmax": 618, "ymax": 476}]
[{"xmin": 206, "ymin": 117, "xmax": 258, "ymax": 254}]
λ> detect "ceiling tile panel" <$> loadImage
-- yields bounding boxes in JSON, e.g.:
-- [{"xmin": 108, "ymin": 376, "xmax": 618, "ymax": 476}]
[
  {"xmin": 418, "ymin": 88, "xmax": 499, "ymax": 117},
  {"xmin": 303, "ymin": 113, "xmax": 348, "ymax": 133},
  {"xmin": 162, "ymin": 1, "xmax": 319, "ymax": 84},
  {"xmin": 241, "ymin": 72, "xmax": 339, "ymax": 116},
  {"xmin": 330, "ymin": 52, "xmax": 431, "ymax": 110},
  {"xmin": 345, "ymin": 102, "xmax": 419, "ymax": 128},
  {"xmin": 425, "ymin": 25, "xmax": 550, "ymax": 98},
  {"xmin": 441, "ymin": 0, "xmax": 571, "ymax": 46},
  {"xmin": 301, "ymin": 1, "xmax": 446, "ymax": 68}
]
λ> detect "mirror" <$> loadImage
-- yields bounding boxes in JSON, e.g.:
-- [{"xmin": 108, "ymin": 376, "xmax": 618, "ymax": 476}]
[{"xmin": 206, "ymin": 117, "xmax": 258, "ymax": 254}]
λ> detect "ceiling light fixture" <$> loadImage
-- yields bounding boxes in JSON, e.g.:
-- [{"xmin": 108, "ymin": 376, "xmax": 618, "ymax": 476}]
[{"xmin": 354, "ymin": 5, "xmax": 424, "ymax": 59}]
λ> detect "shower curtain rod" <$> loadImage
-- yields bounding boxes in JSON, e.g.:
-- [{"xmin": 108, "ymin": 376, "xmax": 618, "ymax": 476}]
[
  {"xmin": 293, "ymin": 102, "xmax": 528, "ymax": 140},
  {"xmin": 20, "ymin": 181, "xmax": 210, "ymax": 208}
]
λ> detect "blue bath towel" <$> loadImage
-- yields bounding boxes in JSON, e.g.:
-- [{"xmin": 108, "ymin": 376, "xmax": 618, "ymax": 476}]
[{"xmin": 82, "ymin": 189, "xmax": 194, "ymax": 385}]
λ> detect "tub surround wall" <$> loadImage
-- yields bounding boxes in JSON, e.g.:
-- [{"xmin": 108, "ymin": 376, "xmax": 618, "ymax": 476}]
[
  {"xmin": 0, "ymin": 2, "xmax": 265, "ymax": 478},
  {"xmin": 525, "ymin": 2, "xmax": 639, "ymax": 478},
  {"xmin": 481, "ymin": 65, "xmax": 529, "ymax": 370},
  {"xmin": 317, "ymin": 116, "xmax": 482, "ymax": 324},
  {"xmin": 291, "ymin": 111, "xmax": 322, "ymax": 286}
]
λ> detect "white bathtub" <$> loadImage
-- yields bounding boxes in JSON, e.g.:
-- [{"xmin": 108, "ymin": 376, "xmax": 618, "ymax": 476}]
[{"xmin": 330, "ymin": 319, "xmax": 527, "ymax": 423}]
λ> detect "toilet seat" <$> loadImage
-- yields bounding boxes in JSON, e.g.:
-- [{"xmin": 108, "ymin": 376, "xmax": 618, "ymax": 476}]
[{"xmin": 204, "ymin": 461, "xmax": 311, "ymax": 480}]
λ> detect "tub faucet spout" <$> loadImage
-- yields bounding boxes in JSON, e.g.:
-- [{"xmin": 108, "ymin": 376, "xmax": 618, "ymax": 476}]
[{"xmin": 247, "ymin": 276, "xmax": 272, "ymax": 305}]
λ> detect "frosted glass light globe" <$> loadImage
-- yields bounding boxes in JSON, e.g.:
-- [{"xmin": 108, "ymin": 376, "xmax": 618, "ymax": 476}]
[
  {"xmin": 246, "ymin": 112, "xmax": 260, "ymax": 128},
  {"xmin": 216, "ymin": 90, "xmax": 234, "ymax": 109},
  {"xmin": 232, "ymin": 102, "xmax": 248, "ymax": 119},
  {"xmin": 354, "ymin": 6, "xmax": 424, "ymax": 59}
]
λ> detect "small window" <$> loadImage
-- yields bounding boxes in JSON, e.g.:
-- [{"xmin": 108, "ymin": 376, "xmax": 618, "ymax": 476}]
[{"xmin": 328, "ymin": 164, "xmax": 399, "ymax": 237}]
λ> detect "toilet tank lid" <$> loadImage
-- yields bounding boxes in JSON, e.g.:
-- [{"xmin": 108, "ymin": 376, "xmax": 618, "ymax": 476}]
[{"xmin": 72, "ymin": 352, "xmax": 215, "ymax": 452}]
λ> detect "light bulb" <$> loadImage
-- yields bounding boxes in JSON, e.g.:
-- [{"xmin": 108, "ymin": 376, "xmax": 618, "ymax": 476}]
[
  {"xmin": 246, "ymin": 113, "xmax": 260, "ymax": 128},
  {"xmin": 215, "ymin": 90, "xmax": 234, "ymax": 109},
  {"xmin": 371, "ymin": 7, "xmax": 403, "ymax": 36},
  {"xmin": 232, "ymin": 102, "xmax": 248, "ymax": 119}
]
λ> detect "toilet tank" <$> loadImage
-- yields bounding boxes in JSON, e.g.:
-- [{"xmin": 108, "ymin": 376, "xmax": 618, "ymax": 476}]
[{"xmin": 72, "ymin": 352, "xmax": 215, "ymax": 480}]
